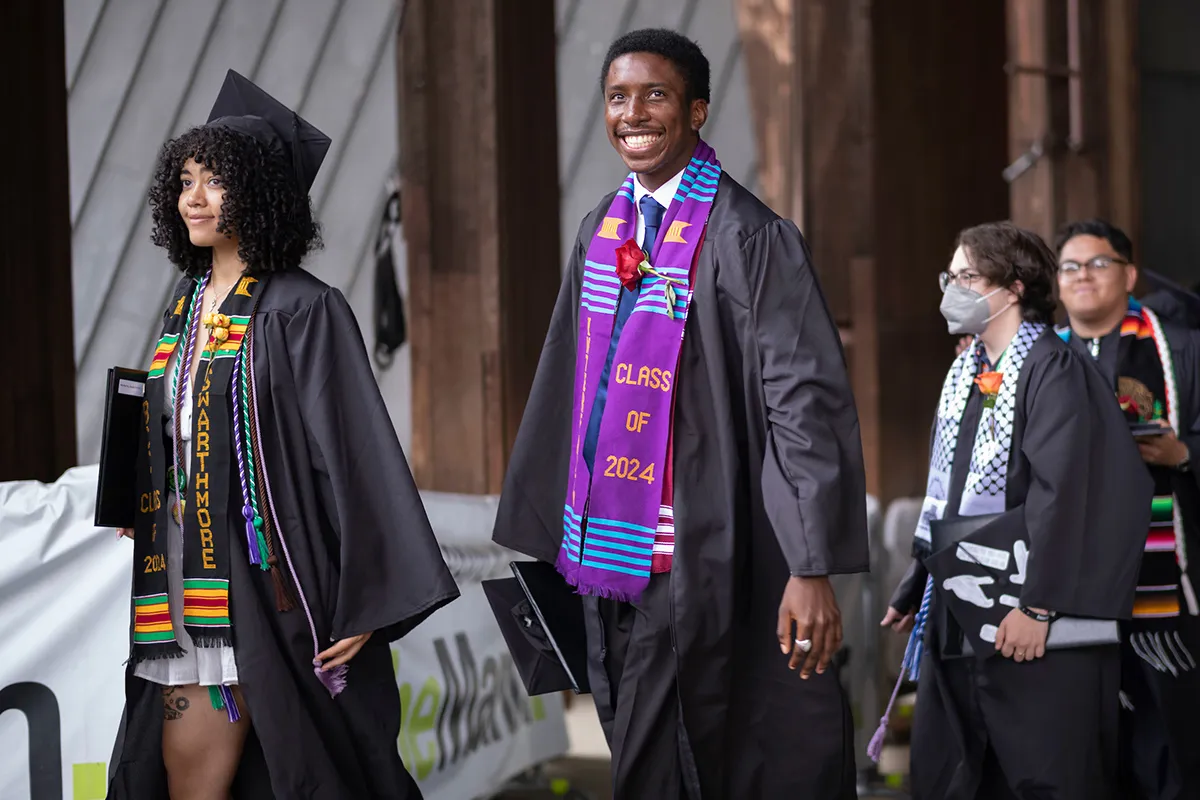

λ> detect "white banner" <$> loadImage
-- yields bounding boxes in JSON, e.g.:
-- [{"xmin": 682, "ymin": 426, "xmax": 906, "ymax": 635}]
[{"xmin": 0, "ymin": 465, "xmax": 567, "ymax": 800}]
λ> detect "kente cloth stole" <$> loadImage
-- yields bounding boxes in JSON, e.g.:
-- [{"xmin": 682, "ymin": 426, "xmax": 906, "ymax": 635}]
[
  {"xmin": 556, "ymin": 140, "xmax": 720, "ymax": 602},
  {"xmin": 1058, "ymin": 298, "xmax": 1199, "ymax": 638},
  {"xmin": 132, "ymin": 272, "xmax": 268, "ymax": 660},
  {"xmin": 903, "ymin": 321, "xmax": 1045, "ymax": 680}
]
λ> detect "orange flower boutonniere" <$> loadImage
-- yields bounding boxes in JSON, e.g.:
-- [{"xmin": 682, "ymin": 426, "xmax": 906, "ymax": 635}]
[{"xmin": 975, "ymin": 371, "xmax": 1003, "ymax": 409}]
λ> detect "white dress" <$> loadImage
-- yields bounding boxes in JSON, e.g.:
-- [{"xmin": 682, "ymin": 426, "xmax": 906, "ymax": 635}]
[{"xmin": 133, "ymin": 347, "xmax": 239, "ymax": 687}]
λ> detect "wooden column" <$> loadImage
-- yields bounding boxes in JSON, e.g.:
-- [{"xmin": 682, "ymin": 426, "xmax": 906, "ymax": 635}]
[
  {"xmin": 398, "ymin": 0, "xmax": 560, "ymax": 494},
  {"xmin": 738, "ymin": 0, "xmax": 1009, "ymax": 501},
  {"xmin": 0, "ymin": 0, "xmax": 76, "ymax": 482},
  {"xmin": 871, "ymin": 0, "xmax": 1010, "ymax": 502},
  {"xmin": 1006, "ymin": 0, "xmax": 1139, "ymax": 246}
]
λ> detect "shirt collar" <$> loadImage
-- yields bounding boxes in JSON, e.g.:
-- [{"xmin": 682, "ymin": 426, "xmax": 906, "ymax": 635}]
[{"xmin": 632, "ymin": 166, "xmax": 687, "ymax": 214}]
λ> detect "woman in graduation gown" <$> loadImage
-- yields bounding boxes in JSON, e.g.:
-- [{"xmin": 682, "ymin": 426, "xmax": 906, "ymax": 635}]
[
  {"xmin": 107, "ymin": 71, "xmax": 458, "ymax": 799},
  {"xmin": 880, "ymin": 222, "xmax": 1151, "ymax": 799}
]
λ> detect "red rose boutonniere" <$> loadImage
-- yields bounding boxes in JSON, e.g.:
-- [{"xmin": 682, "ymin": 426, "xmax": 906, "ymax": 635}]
[
  {"xmin": 975, "ymin": 371, "xmax": 1003, "ymax": 409},
  {"xmin": 614, "ymin": 239, "xmax": 686, "ymax": 319}
]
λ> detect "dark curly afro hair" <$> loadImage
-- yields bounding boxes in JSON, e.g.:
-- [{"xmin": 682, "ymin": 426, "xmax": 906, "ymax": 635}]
[{"xmin": 148, "ymin": 124, "xmax": 321, "ymax": 276}]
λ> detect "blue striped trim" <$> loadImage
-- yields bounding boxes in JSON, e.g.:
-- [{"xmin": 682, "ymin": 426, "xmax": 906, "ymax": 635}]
[
  {"xmin": 632, "ymin": 304, "xmax": 683, "ymax": 319},
  {"xmin": 587, "ymin": 517, "xmax": 656, "ymax": 535},
  {"xmin": 568, "ymin": 533, "xmax": 651, "ymax": 558},
  {"xmin": 684, "ymin": 182, "xmax": 718, "ymax": 196},
  {"xmin": 616, "ymin": 189, "xmax": 635, "ymax": 202},
  {"xmin": 581, "ymin": 292, "xmax": 619, "ymax": 308},
  {"xmin": 584, "ymin": 260, "xmax": 618, "ymax": 272},
  {"xmin": 688, "ymin": 158, "xmax": 720, "ymax": 175},
  {"xmin": 646, "ymin": 264, "xmax": 688, "ymax": 276},
  {"xmin": 676, "ymin": 192, "xmax": 716, "ymax": 204},
  {"xmin": 690, "ymin": 173, "xmax": 719, "ymax": 188},
  {"xmin": 581, "ymin": 559, "xmax": 650, "ymax": 577},
  {"xmin": 580, "ymin": 547, "xmax": 653, "ymax": 568},
  {"xmin": 583, "ymin": 302, "xmax": 617, "ymax": 315},
  {"xmin": 582, "ymin": 280, "xmax": 620, "ymax": 296}
]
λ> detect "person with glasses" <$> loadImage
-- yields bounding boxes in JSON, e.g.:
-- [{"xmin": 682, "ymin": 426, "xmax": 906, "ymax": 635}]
[
  {"xmin": 881, "ymin": 221, "xmax": 1150, "ymax": 799},
  {"xmin": 1055, "ymin": 218, "xmax": 1200, "ymax": 800}
]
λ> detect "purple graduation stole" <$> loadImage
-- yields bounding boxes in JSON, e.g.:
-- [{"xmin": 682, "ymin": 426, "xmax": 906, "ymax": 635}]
[{"xmin": 556, "ymin": 140, "xmax": 721, "ymax": 602}]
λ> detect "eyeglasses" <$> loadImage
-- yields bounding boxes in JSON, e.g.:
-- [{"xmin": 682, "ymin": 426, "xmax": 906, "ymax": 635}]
[
  {"xmin": 1058, "ymin": 255, "xmax": 1128, "ymax": 279},
  {"xmin": 938, "ymin": 270, "xmax": 985, "ymax": 293}
]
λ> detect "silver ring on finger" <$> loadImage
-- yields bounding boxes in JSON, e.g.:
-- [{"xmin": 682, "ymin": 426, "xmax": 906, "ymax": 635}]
[{"xmin": 795, "ymin": 638, "xmax": 813, "ymax": 653}]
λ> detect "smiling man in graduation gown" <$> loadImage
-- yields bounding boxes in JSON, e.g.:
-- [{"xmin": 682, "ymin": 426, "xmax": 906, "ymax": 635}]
[
  {"xmin": 492, "ymin": 29, "xmax": 868, "ymax": 799},
  {"xmin": 1055, "ymin": 218, "xmax": 1200, "ymax": 800},
  {"xmin": 883, "ymin": 223, "xmax": 1151, "ymax": 799}
]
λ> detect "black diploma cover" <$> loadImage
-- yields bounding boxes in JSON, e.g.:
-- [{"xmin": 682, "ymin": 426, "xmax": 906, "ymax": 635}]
[
  {"xmin": 482, "ymin": 560, "xmax": 590, "ymax": 696},
  {"xmin": 925, "ymin": 509, "xmax": 1118, "ymax": 657},
  {"xmin": 94, "ymin": 367, "xmax": 148, "ymax": 528}
]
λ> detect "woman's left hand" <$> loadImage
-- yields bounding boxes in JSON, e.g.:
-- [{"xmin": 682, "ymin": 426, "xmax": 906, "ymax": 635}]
[{"xmin": 316, "ymin": 632, "xmax": 373, "ymax": 671}]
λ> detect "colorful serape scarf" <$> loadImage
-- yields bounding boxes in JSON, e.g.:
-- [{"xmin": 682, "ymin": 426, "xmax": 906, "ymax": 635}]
[
  {"xmin": 1058, "ymin": 298, "xmax": 1198, "ymax": 675},
  {"xmin": 556, "ymin": 141, "xmax": 720, "ymax": 602}
]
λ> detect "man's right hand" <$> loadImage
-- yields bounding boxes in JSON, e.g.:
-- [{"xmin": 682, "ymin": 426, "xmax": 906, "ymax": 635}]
[
  {"xmin": 880, "ymin": 606, "xmax": 915, "ymax": 633},
  {"xmin": 955, "ymin": 335, "xmax": 973, "ymax": 356},
  {"xmin": 117, "ymin": 527, "xmax": 134, "ymax": 540}
]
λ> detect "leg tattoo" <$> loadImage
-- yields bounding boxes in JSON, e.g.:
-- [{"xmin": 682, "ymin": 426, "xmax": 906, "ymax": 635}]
[{"xmin": 162, "ymin": 687, "xmax": 190, "ymax": 721}]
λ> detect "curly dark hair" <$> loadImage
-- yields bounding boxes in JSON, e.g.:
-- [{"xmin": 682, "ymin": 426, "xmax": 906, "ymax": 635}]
[
  {"xmin": 148, "ymin": 124, "xmax": 321, "ymax": 275},
  {"xmin": 601, "ymin": 28, "xmax": 711, "ymax": 103},
  {"xmin": 1053, "ymin": 217, "xmax": 1134, "ymax": 262},
  {"xmin": 956, "ymin": 222, "xmax": 1058, "ymax": 324}
]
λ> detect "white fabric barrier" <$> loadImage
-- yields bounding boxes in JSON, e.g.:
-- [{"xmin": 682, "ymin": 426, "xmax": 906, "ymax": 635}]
[{"xmin": 0, "ymin": 466, "xmax": 567, "ymax": 800}]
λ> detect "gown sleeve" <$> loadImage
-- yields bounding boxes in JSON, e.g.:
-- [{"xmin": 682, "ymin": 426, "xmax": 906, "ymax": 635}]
[
  {"xmin": 744, "ymin": 219, "xmax": 869, "ymax": 576},
  {"xmin": 491, "ymin": 227, "xmax": 584, "ymax": 563},
  {"xmin": 284, "ymin": 287, "xmax": 459, "ymax": 642},
  {"xmin": 1018, "ymin": 346, "xmax": 1150, "ymax": 616}
]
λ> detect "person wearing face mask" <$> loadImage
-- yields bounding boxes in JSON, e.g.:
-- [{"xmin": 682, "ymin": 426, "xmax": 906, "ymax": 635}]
[
  {"xmin": 879, "ymin": 222, "xmax": 1151, "ymax": 799},
  {"xmin": 1055, "ymin": 218, "xmax": 1200, "ymax": 800}
]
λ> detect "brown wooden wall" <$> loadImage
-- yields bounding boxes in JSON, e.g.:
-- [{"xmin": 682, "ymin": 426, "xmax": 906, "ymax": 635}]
[
  {"xmin": 738, "ymin": 0, "xmax": 1010, "ymax": 501},
  {"xmin": 0, "ymin": 0, "xmax": 77, "ymax": 482},
  {"xmin": 1007, "ymin": 0, "xmax": 1139, "ymax": 250}
]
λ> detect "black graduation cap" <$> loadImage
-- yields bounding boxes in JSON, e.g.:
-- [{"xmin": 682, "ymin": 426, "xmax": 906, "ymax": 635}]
[
  {"xmin": 205, "ymin": 70, "xmax": 331, "ymax": 193},
  {"xmin": 1140, "ymin": 269, "xmax": 1200, "ymax": 329}
]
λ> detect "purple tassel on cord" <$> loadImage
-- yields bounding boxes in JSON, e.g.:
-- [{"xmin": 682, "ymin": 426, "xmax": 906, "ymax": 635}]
[
  {"xmin": 242, "ymin": 504, "xmax": 262, "ymax": 566},
  {"xmin": 314, "ymin": 660, "xmax": 349, "ymax": 696},
  {"xmin": 220, "ymin": 685, "xmax": 241, "ymax": 723},
  {"xmin": 868, "ymin": 668, "xmax": 907, "ymax": 763}
]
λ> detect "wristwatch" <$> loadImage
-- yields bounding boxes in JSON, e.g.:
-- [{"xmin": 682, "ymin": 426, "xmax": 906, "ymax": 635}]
[{"xmin": 1178, "ymin": 452, "xmax": 1192, "ymax": 473}]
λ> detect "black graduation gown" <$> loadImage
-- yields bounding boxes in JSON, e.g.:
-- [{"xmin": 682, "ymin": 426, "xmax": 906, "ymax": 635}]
[
  {"xmin": 890, "ymin": 330, "xmax": 1152, "ymax": 800},
  {"xmin": 107, "ymin": 269, "xmax": 460, "ymax": 799},
  {"xmin": 1064, "ymin": 319, "xmax": 1200, "ymax": 800},
  {"xmin": 493, "ymin": 173, "xmax": 869, "ymax": 798}
]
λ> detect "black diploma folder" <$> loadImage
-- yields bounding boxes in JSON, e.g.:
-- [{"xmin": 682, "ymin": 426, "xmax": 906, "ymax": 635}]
[
  {"xmin": 482, "ymin": 560, "xmax": 590, "ymax": 696},
  {"xmin": 94, "ymin": 367, "xmax": 148, "ymax": 528},
  {"xmin": 925, "ymin": 510, "xmax": 1119, "ymax": 657}
]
